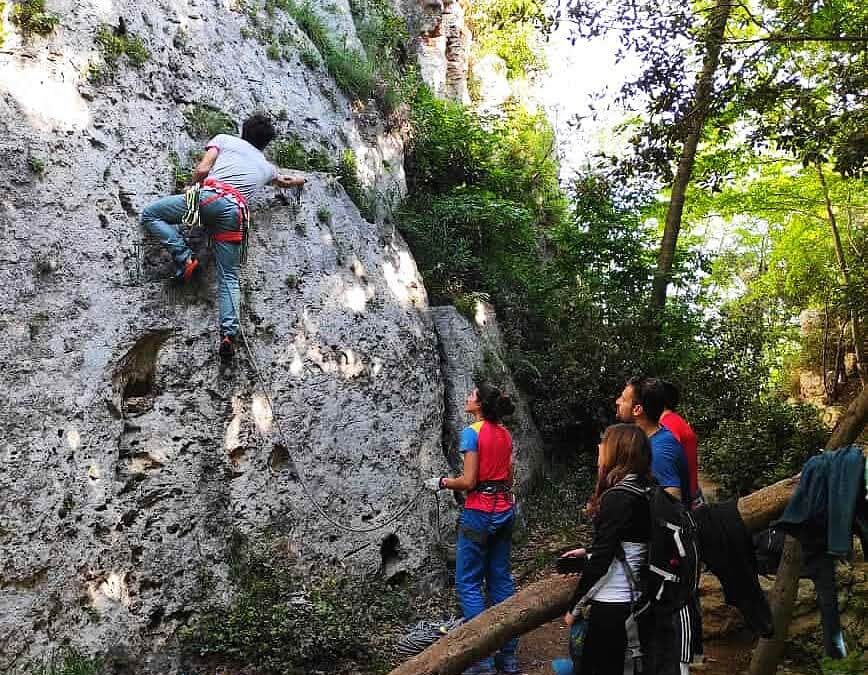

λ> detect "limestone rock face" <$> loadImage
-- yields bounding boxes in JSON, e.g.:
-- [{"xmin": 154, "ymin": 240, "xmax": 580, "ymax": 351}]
[
  {"xmin": 0, "ymin": 1, "xmax": 445, "ymax": 669},
  {"xmin": 431, "ymin": 304, "xmax": 548, "ymax": 501},
  {"xmin": 399, "ymin": 0, "xmax": 471, "ymax": 102}
]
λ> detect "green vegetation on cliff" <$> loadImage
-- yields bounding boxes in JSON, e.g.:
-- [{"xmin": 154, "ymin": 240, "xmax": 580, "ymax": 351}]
[{"xmin": 181, "ymin": 536, "xmax": 414, "ymax": 674}]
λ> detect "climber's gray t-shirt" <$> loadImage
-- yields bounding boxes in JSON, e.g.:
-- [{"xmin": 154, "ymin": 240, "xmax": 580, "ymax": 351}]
[{"xmin": 204, "ymin": 134, "xmax": 277, "ymax": 202}]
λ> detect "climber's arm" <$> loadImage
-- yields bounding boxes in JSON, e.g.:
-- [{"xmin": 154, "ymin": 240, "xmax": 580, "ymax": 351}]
[
  {"xmin": 191, "ymin": 148, "xmax": 219, "ymax": 184},
  {"xmin": 441, "ymin": 451, "xmax": 479, "ymax": 492},
  {"xmin": 272, "ymin": 173, "xmax": 306, "ymax": 189}
]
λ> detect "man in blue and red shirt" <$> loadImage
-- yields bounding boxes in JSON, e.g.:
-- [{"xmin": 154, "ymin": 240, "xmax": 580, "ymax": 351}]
[{"xmin": 615, "ymin": 376, "xmax": 691, "ymax": 506}]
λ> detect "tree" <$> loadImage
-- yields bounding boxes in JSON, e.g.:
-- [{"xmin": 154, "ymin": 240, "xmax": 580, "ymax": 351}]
[
  {"xmin": 816, "ymin": 161, "xmax": 866, "ymax": 385},
  {"xmin": 651, "ymin": 0, "xmax": 731, "ymax": 309},
  {"xmin": 559, "ymin": 0, "xmax": 868, "ymax": 313}
]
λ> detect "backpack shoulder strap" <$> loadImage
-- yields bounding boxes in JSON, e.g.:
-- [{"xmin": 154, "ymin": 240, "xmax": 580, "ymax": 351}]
[{"xmin": 607, "ymin": 476, "xmax": 649, "ymax": 499}]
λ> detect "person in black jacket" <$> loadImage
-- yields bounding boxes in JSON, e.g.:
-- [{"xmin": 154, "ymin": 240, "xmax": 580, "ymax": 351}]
[{"xmin": 561, "ymin": 424, "xmax": 653, "ymax": 675}]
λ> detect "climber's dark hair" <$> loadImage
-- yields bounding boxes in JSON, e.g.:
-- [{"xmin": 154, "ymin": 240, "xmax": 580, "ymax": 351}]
[
  {"xmin": 241, "ymin": 113, "xmax": 276, "ymax": 150},
  {"xmin": 626, "ymin": 376, "xmax": 665, "ymax": 424},
  {"xmin": 661, "ymin": 379, "xmax": 680, "ymax": 411},
  {"xmin": 476, "ymin": 382, "xmax": 515, "ymax": 423}
]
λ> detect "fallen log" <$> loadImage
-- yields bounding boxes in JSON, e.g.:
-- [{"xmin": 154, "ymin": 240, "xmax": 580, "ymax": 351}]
[{"xmin": 389, "ymin": 387, "xmax": 868, "ymax": 675}]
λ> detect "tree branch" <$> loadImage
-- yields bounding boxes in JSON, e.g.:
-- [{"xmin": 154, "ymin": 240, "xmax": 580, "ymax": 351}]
[{"xmin": 725, "ymin": 34, "xmax": 868, "ymax": 44}]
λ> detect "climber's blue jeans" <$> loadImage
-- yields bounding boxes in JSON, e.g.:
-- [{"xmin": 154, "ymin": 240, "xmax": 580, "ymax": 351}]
[
  {"xmin": 456, "ymin": 507, "xmax": 518, "ymax": 669},
  {"xmin": 140, "ymin": 191, "xmax": 242, "ymax": 337}
]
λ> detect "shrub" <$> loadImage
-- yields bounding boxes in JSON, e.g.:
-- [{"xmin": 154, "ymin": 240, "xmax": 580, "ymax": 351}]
[
  {"xmin": 168, "ymin": 149, "xmax": 203, "ymax": 192},
  {"xmin": 325, "ymin": 45, "xmax": 376, "ymax": 100},
  {"xmin": 264, "ymin": 0, "xmax": 410, "ymax": 111},
  {"xmin": 400, "ymin": 88, "xmax": 559, "ymax": 301},
  {"xmin": 269, "ymin": 138, "xmax": 308, "ymax": 169},
  {"xmin": 270, "ymin": 138, "xmax": 339, "ymax": 172},
  {"xmin": 467, "ymin": 0, "xmax": 548, "ymax": 78},
  {"xmin": 338, "ymin": 149, "xmax": 377, "ymax": 221},
  {"xmin": 180, "ymin": 537, "xmax": 413, "ymax": 674},
  {"xmin": 27, "ymin": 155, "xmax": 45, "ymax": 176},
  {"xmin": 701, "ymin": 398, "xmax": 828, "ymax": 498},
  {"xmin": 10, "ymin": 0, "xmax": 59, "ymax": 38},
  {"xmin": 183, "ymin": 104, "xmax": 236, "ymax": 141},
  {"xmin": 94, "ymin": 23, "xmax": 149, "ymax": 68},
  {"xmin": 820, "ymin": 651, "xmax": 867, "ymax": 675},
  {"xmin": 29, "ymin": 648, "xmax": 103, "ymax": 675},
  {"xmin": 300, "ymin": 46, "xmax": 320, "ymax": 68}
]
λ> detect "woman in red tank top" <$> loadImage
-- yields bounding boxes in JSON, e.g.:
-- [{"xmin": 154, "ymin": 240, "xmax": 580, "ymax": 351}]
[{"xmin": 426, "ymin": 383, "xmax": 519, "ymax": 675}]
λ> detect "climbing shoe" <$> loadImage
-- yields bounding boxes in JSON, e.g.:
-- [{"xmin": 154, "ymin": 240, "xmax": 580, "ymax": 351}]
[
  {"xmin": 181, "ymin": 256, "xmax": 200, "ymax": 282},
  {"xmin": 219, "ymin": 335, "xmax": 235, "ymax": 361},
  {"xmin": 494, "ymin": 653, "xmax": 520, "ymax": 674}
]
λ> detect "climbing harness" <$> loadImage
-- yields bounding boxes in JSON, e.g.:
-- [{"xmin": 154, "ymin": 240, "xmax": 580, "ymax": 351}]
[
  {"xmin": 199, "ymin": 177, "xmax": 252, "ymax": 263},
  {"xmin": 471, "ymin": 480, "xmax": 512, "ymax": 495},
  {"xmin": 215, "ymin": 254, "xmax": 436, "ymax": 535},
  {"xmin": 394, "ymin": 616, "xmax": 463, "ymax": 658}
]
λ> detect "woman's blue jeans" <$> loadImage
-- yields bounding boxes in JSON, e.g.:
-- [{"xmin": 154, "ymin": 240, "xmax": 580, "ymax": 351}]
[
  {"xmin": 140, "ymin": 191, "xmax": 242, "ymax": 337},
  {"xmin": 456, "ymin": 507, "xmax": 518, "ymax": 669}
]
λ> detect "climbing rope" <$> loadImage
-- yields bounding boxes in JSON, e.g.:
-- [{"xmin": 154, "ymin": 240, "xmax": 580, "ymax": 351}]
[
  {"xmin": 394, "ymin": 617, "xmax": 464, "ymax": 658},
  {"xmin": 214, "ymin": 203, "xmax": 437, "ymax": 536}
]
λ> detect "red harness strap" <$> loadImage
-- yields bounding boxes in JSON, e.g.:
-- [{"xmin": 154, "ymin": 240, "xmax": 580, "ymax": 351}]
[{"xmin": 201, "ymin": 178, "xmax": 249, "ymax": 243}]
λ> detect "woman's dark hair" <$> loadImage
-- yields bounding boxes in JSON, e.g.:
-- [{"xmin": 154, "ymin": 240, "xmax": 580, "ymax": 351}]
[
  {"xmin": 586, "ymin": 424, "xmax": 652, "ymax": 518},
  {"xmin": 241, "ymin": 113, "xmax": 276, "ymax": 150},
  {"xmin": 476, "ymin": 382, "xmax": 515, "ymax": 423}
]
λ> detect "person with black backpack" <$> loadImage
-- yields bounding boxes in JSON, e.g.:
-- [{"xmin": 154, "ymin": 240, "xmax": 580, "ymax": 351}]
[
  {"xmin": 616, "ymin": 377, "xmax": 701, "ymax": 674},
  {"xmin": 561, "ymin": 424, "xmax": 654, "ymax": 675}
]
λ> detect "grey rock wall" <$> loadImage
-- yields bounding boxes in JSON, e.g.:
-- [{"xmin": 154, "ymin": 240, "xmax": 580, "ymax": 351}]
[{"xmin": 0, "ymin": 1, "xmax": 446, "ymax": 670}]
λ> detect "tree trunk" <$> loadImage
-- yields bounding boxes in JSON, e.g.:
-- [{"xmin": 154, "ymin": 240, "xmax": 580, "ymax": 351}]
[
  {"xmin": 388, "ymin": 387, "xmax": 868, "ymax": 675},
  {"xmin": 817, "ymin": 161, "xmax": 866, "ymax": 386},
  {"xmin": 827, "ymin": 376, "xmax": 868, "ymax": 449},
  {"xmin": 747, "ymin": 536, "xmax": 803, "ymax": 675},
  {"xmin": 650, "ymin": 0, "xmax": 732, "ymax": 310},
  {"xmin": 745, "ymin": 381, "xmax": 868, "ymax": 675}
]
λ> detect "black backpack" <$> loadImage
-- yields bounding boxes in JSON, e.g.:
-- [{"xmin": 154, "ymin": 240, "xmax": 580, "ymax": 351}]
[{"xmin": 612, "ymin": 482, "xmax": 700, "ymax": 616}]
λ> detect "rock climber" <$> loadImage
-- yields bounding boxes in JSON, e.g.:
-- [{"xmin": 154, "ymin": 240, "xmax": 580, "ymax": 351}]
[
  {"xmin": 425, "ymin": 383, "xmax": 520, "ymax": 675},
  {"xmin": 140, "ymin": 113, "xmax": 306, "ymax": 360}
]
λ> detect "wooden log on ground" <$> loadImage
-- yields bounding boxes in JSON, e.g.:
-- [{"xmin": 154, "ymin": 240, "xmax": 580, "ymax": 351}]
[{"xmin": 389, "ymin": 387, "xmax": 868, "ymax": 675}]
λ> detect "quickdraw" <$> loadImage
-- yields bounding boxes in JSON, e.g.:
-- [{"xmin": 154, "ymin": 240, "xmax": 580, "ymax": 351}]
[{"xmin": 182, "ymin": 183, "xmax": 202, "ymax": 229}]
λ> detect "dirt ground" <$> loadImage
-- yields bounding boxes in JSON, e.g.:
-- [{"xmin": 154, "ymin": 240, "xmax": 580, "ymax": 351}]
[{"xmin": 516, "ymin": 620, "xmax": 756, "ymax": 675}]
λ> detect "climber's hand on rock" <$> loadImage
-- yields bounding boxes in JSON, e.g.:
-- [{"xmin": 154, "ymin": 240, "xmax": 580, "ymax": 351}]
[
  {"xmin": 424, "ymin": 476, "xmax": 445, "ymax": 491},
  {"xmin": 274, "ymin": 174, "xmax": 306, "ymax": 189}
]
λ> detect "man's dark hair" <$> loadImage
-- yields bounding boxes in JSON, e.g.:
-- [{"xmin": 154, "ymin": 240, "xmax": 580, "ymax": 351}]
[
  {"xmin": 661, "ymin": 380, "xmax": 680, "ymax": 411},
  {"xmin": 241, "ymin": 113, "xmax": 276, "ymax": 150},
  {"xmin": 627, "ymin": 376, "xmax": 665, "ymax": 424}
]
